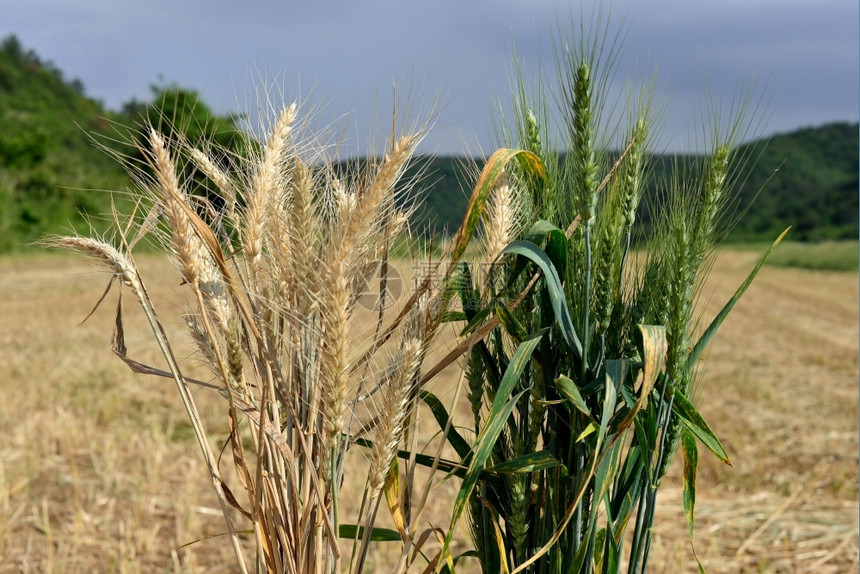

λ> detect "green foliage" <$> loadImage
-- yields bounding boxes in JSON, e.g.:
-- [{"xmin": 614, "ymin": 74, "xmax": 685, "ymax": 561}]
[
  {"xmin": 0, "ymin": 34, "xmax": 129, "ymax": 250},
  {"xmin": 401, "ymin": 155, "xmax": 475, "ymax": 235},
  {"xmin": 639, "ymin": 123, "xmax": 859, "ymax": 242},
  {"xmin": 120, "ymin": 81, "xmax": 245, "ymax": 219},
  {"xmin": 0, "ymin": 36, "xmax": 243, "ymax": 252},
  {"xmin": 733, "ymin": 123, "xmax": 859, "ymax": 241},
  {"xmin": 121, "ymin": 81, "xmax": 243, "ymax": 151},
  {"xmin": 423, "ymin": 15, "xmax": 786, "ymax": 573}
]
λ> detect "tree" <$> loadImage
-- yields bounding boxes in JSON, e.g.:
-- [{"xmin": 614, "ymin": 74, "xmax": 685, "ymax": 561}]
[{"xmin": 122, "ymin": 81, "xmax": 243, "ymax": 149}]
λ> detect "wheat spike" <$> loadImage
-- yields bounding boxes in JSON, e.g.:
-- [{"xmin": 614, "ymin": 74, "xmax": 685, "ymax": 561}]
[
  {"xmin": 367, "ymin": 338, "xmax": 422, "ymax": 494},
  {"xmin": 148, "ymin": 129, "xmax": 233, "ymax": 335},
  {"xmin": 288, "ymin": 157, "xmax": 320, "ymax": 312},
  {"xmin": 49, "ymin": 236, "xmax": 141, "ymax": 295},
  {"xmin": 483, "ymin": 179, "xmax": 521, "ymax": 269},
  {"xmin": 244, "ymin": 103, "xmax": 298, "ymax": 269},
  {"xmin": 319, "ymin": 257, "xmax": 351, "ymax": 475},
  {"xmin": 190, "ymin": 146, "xmax": 238, "ymax": 225}
]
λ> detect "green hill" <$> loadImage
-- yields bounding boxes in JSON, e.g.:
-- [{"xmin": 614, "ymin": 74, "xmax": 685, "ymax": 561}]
[
  {"xmin": 0, "ymin": 35, "xmax": 241, "ymax": 252},
  {"xmin": 0, "ymin": 35, "xmax": 856, "ymax": 251},
  {"xmin": 406, "ymin": 123, "xmax": 858, "ymax": 242},
  {"xmin": 0, "ymin": 35, "xmax": 131, "ymax": 250},
  {"xmin": 733, "ymin": 122, "xmax": 858, "ymax": 240}
]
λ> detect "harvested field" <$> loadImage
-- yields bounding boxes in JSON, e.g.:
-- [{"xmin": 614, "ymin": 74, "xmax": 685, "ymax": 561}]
[
  {"xmin": 0, "ymin": 249, "xmax": 856, "ymax": 572},
  {"xmin": 650, "ymin": 250, "xmax": 859, "ymax": 573}
]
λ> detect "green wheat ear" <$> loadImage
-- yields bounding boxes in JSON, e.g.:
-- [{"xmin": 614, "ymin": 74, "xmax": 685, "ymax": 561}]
[{"xmin": 450, "ymin": 8, "xmax": 776, "ymax": 574}]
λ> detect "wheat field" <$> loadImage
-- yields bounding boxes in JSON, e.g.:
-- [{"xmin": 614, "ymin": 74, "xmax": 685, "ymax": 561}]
[{"xmin": 0, "ymin": 249, "xmax": 856, "ymax": 573}]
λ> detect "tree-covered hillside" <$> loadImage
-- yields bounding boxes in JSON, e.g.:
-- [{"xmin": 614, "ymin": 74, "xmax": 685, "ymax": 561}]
[
  {"xmin": 0, "ymin": 35, "xmax": 241, "ymax": 251},
  {"xmin": 733, "ymin": 122, "xmax": 858, "ymax": 240},
  {"xmin": 0, "ymin": 35, "xmax": 131, "ymax": 250},
  {"xmin": 406, "ymin": 123, "xmax": 858, "ymax": 242},
  {"xmin": 0, "ymin": 35, "xmax": 856, "ymax": 251}
]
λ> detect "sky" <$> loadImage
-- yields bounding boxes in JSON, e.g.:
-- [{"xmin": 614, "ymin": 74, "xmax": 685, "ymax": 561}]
[{"xmin": 3, "ymin": 0, "xmax": 858, "ymax": 155}]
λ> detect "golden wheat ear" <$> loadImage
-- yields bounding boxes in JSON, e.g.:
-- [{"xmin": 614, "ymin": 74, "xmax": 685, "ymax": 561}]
[
  {"xmin": 44, "ymin": 235, "xmax": 140, "ymax": 293},
  {"xmin": 243, "ymin": 103, "xmax": 299, "ymax": 270},
  {"xmin": 49, "ymin": 87, "xmax": 449, "ymax": 573}
]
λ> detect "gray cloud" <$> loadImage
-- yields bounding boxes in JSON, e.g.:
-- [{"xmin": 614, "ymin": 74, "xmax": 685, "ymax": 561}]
[{"xmin": 2, "ymin": 0, "xmax": 856, "ymax": 154}]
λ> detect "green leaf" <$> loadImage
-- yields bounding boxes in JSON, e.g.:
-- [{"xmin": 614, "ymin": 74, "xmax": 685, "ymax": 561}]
[
  {"xmin": 682, "ymin": 429, "xmax": 698, "ymax": 537},
  {"xmin": 449, "ymin": 148, "xmax": 546, "ymax": 264},
  {"xmin": 602, "ymin": 511, "xmax": 622, "ymax": 573},
  {"xmin": 454, "ymin": 261, "xmax": 480, "ymax": 321},
  {"xmin": 441, "ymin": 310, "xmax": 467, "ymax": 323},
  {"xmin": 485, "ymin": 450, "xmax": 565, "ymax": 475},
  {"xmin": 672, "ymin": 389, "xmax": 732, "ymax": 466},
  {"xmin": 501, "ymin": 240, "xmax": 583, "ymax": 360},
  {"xmin": 555, "ymin": 374, "xmax": 591, "ymax": 417},
  {"xmin": 682, "ymin": 429, "xmax": 706, "ymax": 573},
  {"xmin": 419, "ymin": 390, "xmax": 473, "ymax": 461},
  {"xmin": 600, "ymin": 360, "xmax": 625, "ymax": 448},
  {"xmin": 439, "ymin": 551, "xmax": 481, "ymax": 574},
  {"xmin": 439, "ymin": 332, "xmax": 544, "ymax": 559},
  {"xmin": 495, "ymin": 300, "xmax": 529, "ymax": 343},
  {"xmin": 593, "ymin": 527, "xmax": 606, "ymax": 571},
  {"xmin": 505, "ymin": 220, "xmax": 552, "ymax": 285},
  {"xmin": 594, "ymin": 432, "xmax": 625, "ymax": 503},
  {"xmin": 459, "ymin": 301, "xmax": 495, "ymax": 337},
  {"xmin": 354, "ymin": 437, "xmax": 465, "ymax": 478},
  {"xmin": 542, "ymin": 227, "xmax": 569, "ymax": 278},
  {"xmin": 608, "ymin": 445, "xmax": 646, "ymax": 531},
  {"xmin": 524, "ymin": 219, "xmax": 568, "ymax": 277},
  {"xmin": 577, "ymin": 422, "xmax": 599, "ymax": 442},
  {"xmin": 524, "ymin": 219, "xmax": 560, "ymax": 239},
  {"xmin": 486, "ymin": 331, "xmax": 544, "ymax": 417},
  {"xmin": 688, "ymin": 228, "xmax": 789, "ymax": 367},
  {"xmin": 584, "ymin": 439, "xmax": 627, "ymax": 570},
  {"xmin": 338, "ymin": 524, "xmax": 402, "ymax": 542}
]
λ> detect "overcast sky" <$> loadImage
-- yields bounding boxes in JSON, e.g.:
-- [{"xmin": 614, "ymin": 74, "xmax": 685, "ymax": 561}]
[{"xmin": 3, "ymin": 0, "xmax": 858, "ymax": 154}]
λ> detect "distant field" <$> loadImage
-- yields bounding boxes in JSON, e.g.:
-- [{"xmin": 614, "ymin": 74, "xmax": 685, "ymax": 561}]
[
  {"xmin": 727, "ymin": 240, "xmax": 859, "ymax": 272},
  {"xmin": 0, "ymin": 251, "xmax": 856, "ymax": 572},
  {"xmin": 766, "ymin": 240, "xmax": 859, "ymax": 272}
]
